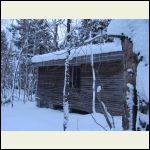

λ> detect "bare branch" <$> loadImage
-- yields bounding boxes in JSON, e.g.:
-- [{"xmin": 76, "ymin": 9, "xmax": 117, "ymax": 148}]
[{"xmin": 90, "ymin": 114, "xmax": 107, "ymax": 131}]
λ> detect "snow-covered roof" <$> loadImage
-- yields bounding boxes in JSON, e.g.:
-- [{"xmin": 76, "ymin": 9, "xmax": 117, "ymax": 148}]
[
  {"xmin": 107, "ymin": 19, "xmax": 149, "ymax": 65},
  {"xmin": 32, "ymin": 39, "xmax": 122, "ymax": 63}
]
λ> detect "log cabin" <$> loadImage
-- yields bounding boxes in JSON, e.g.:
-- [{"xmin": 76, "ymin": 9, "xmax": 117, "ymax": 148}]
[{"xmin": 31, "ymin": 35, "xmax": 138, "ymax": 117}]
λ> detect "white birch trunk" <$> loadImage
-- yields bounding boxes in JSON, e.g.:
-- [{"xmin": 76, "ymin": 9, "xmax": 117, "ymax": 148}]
[
  {"xmin": 91, "ymin": 45, "xmax": 96, "ymax": 113},
  {"xmin": 63, "ymin": 19, "xmax": 71, "ymax": 131},
  {"xmin": 63, "ymin": 50, "xmax": 70, "ymax": 131},
  {"xmin": 9, "ymin": 38, "xmax": 28, "ymax": 107}
]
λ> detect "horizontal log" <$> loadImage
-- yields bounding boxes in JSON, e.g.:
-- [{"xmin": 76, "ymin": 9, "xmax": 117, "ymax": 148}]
[{"xmin": 36, "ymin": 59, "xmax": 125, "ymax": 116}]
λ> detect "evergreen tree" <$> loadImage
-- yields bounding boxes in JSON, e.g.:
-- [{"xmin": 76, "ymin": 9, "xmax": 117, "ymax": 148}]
[
  {"xmin": 9, "ymin": 19, "xmax": 56, "ymax": 102},
  {"xmin": 78, "ymin": 19, "xmax": 111, "ymax": 44},
  {"xmin": 10, "ymin": 19, "xmax": 55, "ymax": 55},
  {"xmin": 31, "ymin": 19, "xmax": 55, "ymax": 54},
  {"xmin": 78, "ymin": 19, "xmax": 91, "ymax": 43}
]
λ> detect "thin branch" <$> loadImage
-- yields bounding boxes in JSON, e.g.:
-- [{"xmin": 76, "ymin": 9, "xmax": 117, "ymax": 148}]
[
  {"xmin": 83, "ymin": 34, "xmax": 126, "ymax": 45},
  {"xmin": 90, "ymin": 114, "xmax": 107, "ymax": 131}
]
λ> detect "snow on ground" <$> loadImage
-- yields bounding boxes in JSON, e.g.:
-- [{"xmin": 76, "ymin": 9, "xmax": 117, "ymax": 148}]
[
  {"xmin": 31, "ymin": 38, "xmax": 122, "ymax": 63},
  {"xmin": 1, "ymin": 100, "xmax": 122, "ymax": 131}
]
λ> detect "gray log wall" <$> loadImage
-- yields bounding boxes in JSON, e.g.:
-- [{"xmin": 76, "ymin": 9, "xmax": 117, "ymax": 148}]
[{"xmin": 36, "ymin": 60, "xmax": 124, "ymax": 116}]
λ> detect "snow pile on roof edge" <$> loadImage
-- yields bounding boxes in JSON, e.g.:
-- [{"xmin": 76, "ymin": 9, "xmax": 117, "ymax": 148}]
[{"xmin": 31, "ymin": 39, "xmax": 122, "ymax": 63}]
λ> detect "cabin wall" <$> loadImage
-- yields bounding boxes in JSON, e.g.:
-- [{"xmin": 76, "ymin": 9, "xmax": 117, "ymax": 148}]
[
  {"xmin": 36, "ymin": 60, "xmax": 124, "ymax": 116},
  {"xmin": 95, "ymin": 61, "xmax": 124, "ymax": 115},
  {"xmin": 77, "ymin": 61, "xmax": 124, "ymax": 115},
  {"xmin": 36, "ymin": 66, "xmax": 64, "ymax": 107}
]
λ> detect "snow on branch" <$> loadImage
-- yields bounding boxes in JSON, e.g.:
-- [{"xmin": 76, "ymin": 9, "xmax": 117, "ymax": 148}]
[
  {"xmin": 101, "ymin": 101, "xmax": 115, "ymax": 130},
  {"xmin": 97, "ymin": 86, "xmax": 115, "ymax": 130},
  {"xmin": 83, "ymin": 34, "xmax": 126, "ymax": 45}
]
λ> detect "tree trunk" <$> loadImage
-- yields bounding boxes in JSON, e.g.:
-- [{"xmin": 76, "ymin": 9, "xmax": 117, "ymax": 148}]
[
  {"xmin": 97, "ymin": 92, "xmax": 114, "ymax": 129},
  {"xmin": 9, "ymin": 37, "xmax": 28, "ymax": 106},
  {"xmin": 91, "ymin": 45, "xmax": 96, "ymax": 113},
  {"xmin": 63, "ymin": 19, "xmax": 71, "ymax": 131},
  {"xmin": 122, "ymin": 37, "xmax": 138, "ymax": 130},
  {"xmin": 53, "ymin": 19, "xmax": 58, "ymax": 50}
]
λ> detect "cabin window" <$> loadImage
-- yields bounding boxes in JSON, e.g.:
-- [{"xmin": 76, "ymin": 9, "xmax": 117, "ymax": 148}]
[{"xmin": 70, "ymin": 66, "xmax": 81, "ymax": 88}]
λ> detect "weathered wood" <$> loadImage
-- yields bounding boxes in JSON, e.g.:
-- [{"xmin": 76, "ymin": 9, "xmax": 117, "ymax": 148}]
[
  {"xmin": 122, "ymin": 37, "xmax": 138, "ymax": 130},
  {"xmin": 36, "ymin": 59, "xmax": 124, "ymax": 116}
]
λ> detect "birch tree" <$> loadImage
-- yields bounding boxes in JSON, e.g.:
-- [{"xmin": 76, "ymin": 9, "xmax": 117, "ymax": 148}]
[
  {"xmin": 89, "ymin": 31, "xmax": 96, "ymax": 113},
  {"xmin": 63, "ymin": 19, "xmax": 71, "ymax": 131},
  {"xmin": 8, "ymin": 19, "xmax": 55, "ymax": 104},
  {"xmin": 1, "ymin": 30, "xmax": 13, "ymax": 104}
]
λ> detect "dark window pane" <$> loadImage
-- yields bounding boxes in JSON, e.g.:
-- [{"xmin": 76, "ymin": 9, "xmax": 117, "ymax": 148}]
[{"xmin": 70, "ymin": 66, "xmax": 80, "ymax": 88}]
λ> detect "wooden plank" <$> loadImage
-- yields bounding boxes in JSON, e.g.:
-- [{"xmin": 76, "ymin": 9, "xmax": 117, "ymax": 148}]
[{"xmin": 36, "ymin": 59, "xmax": 125, "ymax": 116}]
